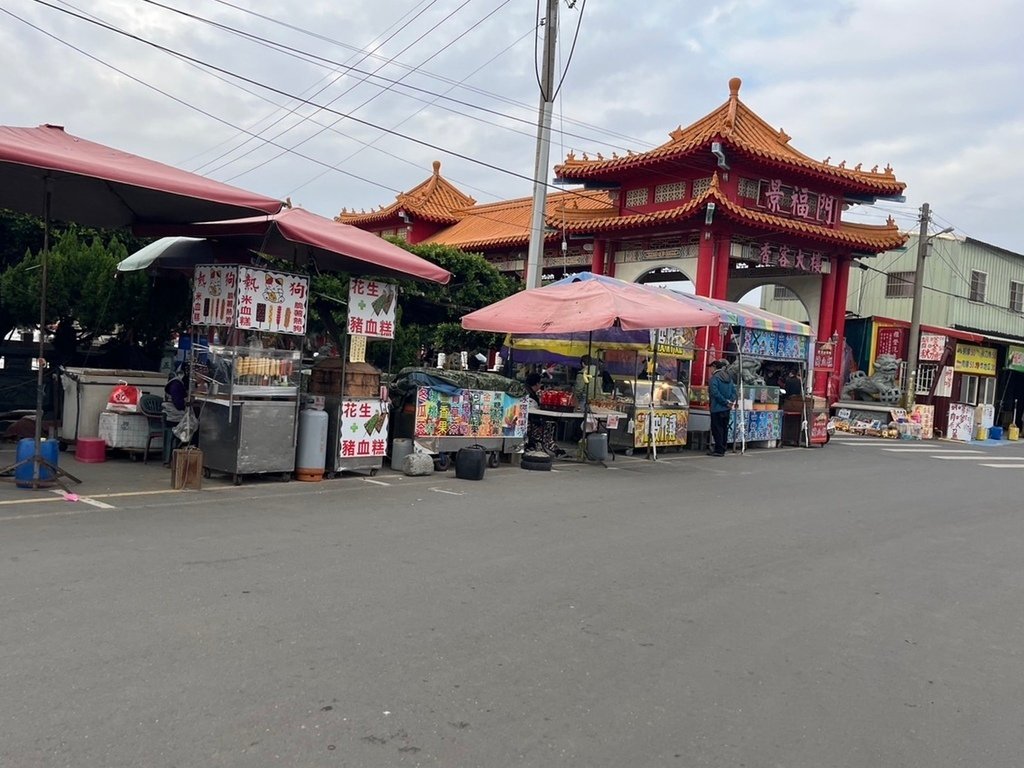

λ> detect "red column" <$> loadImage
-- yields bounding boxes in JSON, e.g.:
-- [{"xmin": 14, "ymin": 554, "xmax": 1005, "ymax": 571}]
[
  {"xmin": 694, "ymin": 232, "xmax": 716, "ymax": 382},
  {"xmin": 830, "ymin": 256, "xmax": 852, "ymax": 399},
  {"xmin": 605, "ymin": 242, "xmax": 616, "ymax": 277},
  {"xmin": 813, "ymin": 267, "xmax": 836, "ymax": 397},
  {"xmin": 590, "ymin": 239, "xmax": 605, "ymax": 275},
  {"xmin": 713, "ymin": 236, "xmax": 731, "ymax": 300}
]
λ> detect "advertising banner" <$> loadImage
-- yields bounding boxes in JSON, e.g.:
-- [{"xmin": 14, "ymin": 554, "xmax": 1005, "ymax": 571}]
[
  {"xmin": 875, "ymin": 326, "xmax": 905, "ymax": 359},
  {"xmin": 1006, "ymin": 345, "xmax": 1024, "ymax": 373},
  {"xmin": 191, "ymin": 265, "xmax": 237, "ymax": 326},
  {"xmin": 919, "ymin": 333, "xmax": 947, "ymax": 362},
  {"xmin": 634, "ymin": 408, "xmax": 688, "ymax": 448},
  {"xmin": 414, "ymin": 388, "xmax": 528, "ymax": 439},
  {"xmin": 740, "ymin": 329, "xmax": 809, "ymax": 361},
  {"xmin": 813, "ymin": 340, "xmax": 835, "ymax": 370},
  {"xmin": 650, "ymin": 328, "xmax": 696, "ymax": 359},
  {"xmin": 953, "ymin": 343, "xmax": 997, "ymax": 375},
  {"xmin": 236, "ymin": 267, "xmax": 308, "ymax": 335},
  {"xmin": 347, "ymin": 278, "xmax": 397, "ymax": 339},
  {"xmin": 338, "ymin": 399, "xmax": 389, "ymax": 458}
]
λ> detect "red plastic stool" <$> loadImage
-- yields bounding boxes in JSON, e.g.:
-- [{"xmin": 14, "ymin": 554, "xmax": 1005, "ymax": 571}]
[{"xmin": 75, "ymin": 437, "xmax": 107, "ymax": 463}]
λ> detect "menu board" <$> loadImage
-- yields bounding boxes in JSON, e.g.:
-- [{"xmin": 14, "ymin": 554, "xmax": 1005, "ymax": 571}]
[
  {"xmin": 650, "ymin": 327, "xmax": 695, "ymax": 359},
  {"xmin": 946, "ymin": 402, "xmax": 975, "ymax": 441},
  {"xmin": 740, "ymin": 329, "xmax": 809, "ymax": 361},
  {"xmin": 348, "ymin": 278, "xmax": 397, "ymax": 339},
  {"xmin": 919, "ymin": 333, "xmax": 946, "ymax": 362},
  {"xmin": 634, "ymin": 408, "xmax": 688, "ymax": 448},
  {"xmin": 337, "ymin": 399, "xmax": 389, "ymax": 459},
  {"xmin": 1007, "ymin": 345, "xmax": 1024, "ymax": 373},
  {"xmin": 953, "ymin": 343, "xmax": 997, "ymax": 375},
  {"xmin": 191, "ymin": 265, "xmax": 237, "ymax": 326},
  {"xmin": 414, "ymin": 388, "xmax": 528, "ymax": 438},
  {"xmin": 236, "ymin": 267, "xmax": 308, "ymax": 336}
]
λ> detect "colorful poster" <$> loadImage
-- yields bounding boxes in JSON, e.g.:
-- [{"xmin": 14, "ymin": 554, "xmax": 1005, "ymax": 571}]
[
  {"xmin": 414, "ymin": 388, "xmax": 528, "ymax": 439},
  {"xmin": 911, "ymin": 404, "xmax": 935, "ymax": 440},
  {"xmin": 650, "ymin": 328, "xmax": 696, "ymax": 359},
  {"xmin": 634, "ymin": 408, "xmax": 688, "ymax": 448},
  {"xmin": 1006, "ymin": 345, "xmax": 1024, "ymax": 373},
  {"xmin": 338, "ymin": 399, "xmax": 389, "ymax": 458},
  {"xmin": 739, "ymin": 330, "xmax": 808, "ymax": 361},
  {"xmin": 810, "ymin": 411, "xmax": 829, "ymax": 444},
  {"xmin": 191, "ymin": 265, "xmax": 237, "ymax": 327},
  {"xmin": 946, "ymin": 402, "xmax": 974, "ymax": 442},
  {"xmin": 347, "ymin": 278, "xmax": 397, "ymax": 339},
  {"xmin": 728, "ymin": 410, "xmax": 783, "ymax": 442},
  {"xmin": 953, "ymin": 343, "xmax": 997, "ymax": 375},
  {"xmin": 919, "ymin": 333, "xmax": 946, "ymax": 363},
  {"xmin": 875, "ymin": 327, "xmax": 905, "ymax": 359},
  {"xmin": 236, "ymin": 267, "xmax": 308, "ymax": 336}
]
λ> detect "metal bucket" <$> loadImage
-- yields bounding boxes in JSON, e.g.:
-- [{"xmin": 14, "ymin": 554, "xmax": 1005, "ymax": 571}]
[
  {"xmin": 391, "ymin": 438, "xmax": 413, "ymax": 469},
  {"xmin": 586, "ymin": 432, "xmax": 608, "ymax": 461}
]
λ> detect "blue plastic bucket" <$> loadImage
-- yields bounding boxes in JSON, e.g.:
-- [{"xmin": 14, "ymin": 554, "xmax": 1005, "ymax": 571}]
[
  {"xmin": 989, "ymin": 426, "xmax": 1004, "ymax": 440},
  {"xmin": 14, "ymin": 437, "xmax": 59, "ymax": 488}
]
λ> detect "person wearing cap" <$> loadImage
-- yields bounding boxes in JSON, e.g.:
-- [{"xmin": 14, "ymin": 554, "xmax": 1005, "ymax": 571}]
[{"xmin": 707, "ymin": 359, "xmax": 737, "ymax": 456}]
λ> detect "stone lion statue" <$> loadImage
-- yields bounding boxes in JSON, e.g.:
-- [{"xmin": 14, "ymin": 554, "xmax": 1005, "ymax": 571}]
[
  {"xmin": 726, "ymin": 358, "xmax": 766, "ymax": 386},
  {"xmin": 841, "ymin": 353, "xmax": 902, "ymax": 403}
]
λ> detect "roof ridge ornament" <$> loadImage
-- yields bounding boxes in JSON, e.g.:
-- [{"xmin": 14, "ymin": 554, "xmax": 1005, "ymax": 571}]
[
  {"xmin": 777, "ymin": 128, "xmax": 791, "ymax": 144},
  {"xmin": 725, "ymin": 77, "xmax": 741, "ymax": 134},
  {"xmin": 432, "ymin": 160, "xmax": 441, "ymax": 176}
]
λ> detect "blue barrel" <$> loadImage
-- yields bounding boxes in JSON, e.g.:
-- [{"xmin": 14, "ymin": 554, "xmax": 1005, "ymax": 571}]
[
  {"xmin": 15, "ymin": 438, "xmax": 59, "ymax": 488},
  {"xmin": 989, "ymin": 426, "xmax": 1004, "ymax": 440}
]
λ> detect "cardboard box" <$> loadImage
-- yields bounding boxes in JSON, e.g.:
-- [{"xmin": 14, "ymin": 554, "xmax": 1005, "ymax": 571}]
[{"xmin": 171, "ymin": 447, "xmax": 203, "ymax": 490}]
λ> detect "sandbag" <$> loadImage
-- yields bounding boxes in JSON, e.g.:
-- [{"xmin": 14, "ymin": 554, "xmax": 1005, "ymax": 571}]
[{"xmin": 402, "ymin": 453, "xmax": 434, "ymax": 476}]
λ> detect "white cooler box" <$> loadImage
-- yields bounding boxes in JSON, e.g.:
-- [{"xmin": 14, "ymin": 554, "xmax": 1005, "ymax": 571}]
[
  {"xmin": 98, "ymin": 411, "xmax": 160, "ymax": 451},
  {"xmin": 61, "ymin": 368, "xmax": 169, "ymax": 442}
]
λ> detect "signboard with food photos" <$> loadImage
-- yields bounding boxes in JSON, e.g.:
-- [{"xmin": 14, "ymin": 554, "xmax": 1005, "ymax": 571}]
[{"xmin": 236, "ymin": 266, "xmax": 308, "ymax": 336}]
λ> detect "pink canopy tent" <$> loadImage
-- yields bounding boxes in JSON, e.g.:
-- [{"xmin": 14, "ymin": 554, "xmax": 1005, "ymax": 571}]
[
  {"xmin": 140, "ymin": 207, "xmax": 451, "ymax": 285},
  {"xmin": 0, "ymin": 124, "xmax": 283, "ymax": 226},
  {"xmin": 461, "ymin": 277, "xmax": 717, "ymax": 333}
]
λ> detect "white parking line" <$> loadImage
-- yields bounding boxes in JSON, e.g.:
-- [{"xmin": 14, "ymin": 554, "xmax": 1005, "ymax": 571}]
[
  {"xmin": 49, "ymin": 490, "xmax": 116, "ymax": 509},
  {"xmin": 362, "ymin": 478, "xmax": 391, "ymax": 486},
  {"xmin": 931, "ymin": 456, "xmax": 1024, "ymax": 461},
  {"xmin": 883, "ymin": 448, "xmax": 982, "ymax": 454},
  {"xmin": 979, "ymin": 463, "xmax": 1024, "ymax": 468},
  {"xmin": 430, "ymin": 488, "xmax": 464, "ymax": 495}
]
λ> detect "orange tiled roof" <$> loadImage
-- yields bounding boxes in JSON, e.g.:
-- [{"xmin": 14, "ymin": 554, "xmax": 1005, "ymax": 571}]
[
  {"xmin": 555, "ymin": 174, "xmax": 908, "ymax": 251},
  {"xmin": 422, "ymin": 189, "xmax": 615, "ymax": 250},
  {"xmin": 556, "ymin": 77, "xmax": 906, "ymax": 196},
  {"xmin": 337, "ymin": 161, "xmax": 476, "ymax": 226}
]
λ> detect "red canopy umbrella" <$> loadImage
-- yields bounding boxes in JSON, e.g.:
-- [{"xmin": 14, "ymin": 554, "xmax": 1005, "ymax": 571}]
[
  {"xmin": 0, "ymin": 124, "xmax": 283, "ymax": 226},
  {"xmin": 0, "ymin": 124, "xmax": 284, "ymax": 488},
  {"xmin": 461, "ymin": 277, "xmax": 717, "ymax": 333},
  {"xmin": 142, "ymin": 207, "xmax": 451, "ymax": 285}
]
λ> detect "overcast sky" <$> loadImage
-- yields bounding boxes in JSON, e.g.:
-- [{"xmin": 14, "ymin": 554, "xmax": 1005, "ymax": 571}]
[{"xmin": 2, "ymin": 0, "xmax": 1022, "ymax": 253}]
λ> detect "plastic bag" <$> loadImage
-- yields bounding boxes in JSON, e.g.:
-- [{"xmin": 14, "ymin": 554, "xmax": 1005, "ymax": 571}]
[
  {"xmin": 107, "ymin": 381, "xmax": 142, "ymax": 413},
  {"xmin": 172, "ymin": 410, "xmax": 198, "ymax": 443}
]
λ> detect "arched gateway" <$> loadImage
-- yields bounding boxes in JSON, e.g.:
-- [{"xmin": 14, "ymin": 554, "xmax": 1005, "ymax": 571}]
[{"xmin": 338, "ymin": 78, "xmax": 907, "ymax": 398}]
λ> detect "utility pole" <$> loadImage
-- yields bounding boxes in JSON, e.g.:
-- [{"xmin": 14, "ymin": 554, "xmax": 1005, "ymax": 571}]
[
  {"xmin": 904, "ymin": 202, "xmax": 931, "ymax": 409},
  {"xmin": 524, "ymin": 0, "xmax": 559, "ymax": 290}
]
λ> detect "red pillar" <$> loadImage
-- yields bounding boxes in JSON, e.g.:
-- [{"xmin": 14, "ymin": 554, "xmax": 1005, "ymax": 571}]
[
  {"xmin": 694, "ymin": 232, "xmax": 716, "ymax": 383},
  {"xmin": 605, "ymin": 242, "xmax": 616, "ymax": 278},
  {"xmin": 829, "ymin": 256, "xmax": 852, "ymax": 399},
  {"xmin": 590, "ymin": 239, "xmax": 605, "ymax": 275},
  {"xmin": 813, "ymin": 267, "xmax": 837, "ymax": 397},
  {"xmin": 713, "ymin": 236, "xmax": 731, "ymax": 300}
]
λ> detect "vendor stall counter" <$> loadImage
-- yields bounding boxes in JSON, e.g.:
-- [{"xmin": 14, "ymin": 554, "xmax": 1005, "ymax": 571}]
[
  {"xmin": 603, "ymin": 379, "xmax": 688, "ymax": 453},
  {"xmin": 196, "ymin": 345, "xmax": 300, "ymax": 485}
]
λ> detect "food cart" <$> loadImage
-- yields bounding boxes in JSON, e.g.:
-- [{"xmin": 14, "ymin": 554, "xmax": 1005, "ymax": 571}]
[{"xmin": 189, "ymin": 264, "xmax": 308, "ymax": 484}]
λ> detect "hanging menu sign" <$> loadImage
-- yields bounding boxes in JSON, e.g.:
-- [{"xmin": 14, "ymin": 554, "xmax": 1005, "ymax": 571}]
[
  {"xmin": 1006, "ymin": 345, "xmax": 1024, "ymax": 373},
  {"xmin": 191, "ymin": 265, "xmax": 237, "ymax": 326},
  {"xmin": 919, "ymin": 333, "xmax": 947, "ymax": 362},
  {"xmin": 650, "ymin": 327, "xmax": 695, "ymax": 358},
  {"xmin": 236, "ymin": 267, "xmax": 308, "ymax": 336},
  {"xmin": 953, "ymin": 343, "xmax": 997, "ymax": 375},
  {"xmin": 347, "ymin": 278, "xmax": 397, "ymax": 339},
  {"xmin": 813, "ymin": 340, "xmax": 835, "ymax": 370},
  {"xmin": 338, "ymin": 399, "xmax": 389, "ymax": 459}
]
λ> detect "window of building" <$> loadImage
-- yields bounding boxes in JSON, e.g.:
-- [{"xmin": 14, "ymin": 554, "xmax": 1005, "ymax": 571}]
[
  {"xmin": 772, "ymin": 285, "xmax": 798, "ymax": 301},
  {"xmin": 959, "ymin": 374, "xmax": 996, "ymax": 406},
  {"xmin": 885, "ymin": 271, "xmax": 915, "ymax": 298},
  {"xmin": 692, "ymin": 177, "xmax": 713, "ymax": 197},
  {"xmin": 738, "ymin": 177, "xmax": 760, "ymax": 199},
  {"xmin": 915, "ymin": 363, "xmax": 937, "ymax": 395},
  {"xmin": 1010, "ymin": 280, "xmax": 1024, "ymax": 313},
  {"xmin": 969, "ymin": 270, "xmax": 987, "ymax": 303},
  {"xmin": 625, "ymin": 188, "xmax": 649, "ymax": 208},
  {"xmin": 653, "ymin": 181, "xmax": 686, "ymax": 203}
]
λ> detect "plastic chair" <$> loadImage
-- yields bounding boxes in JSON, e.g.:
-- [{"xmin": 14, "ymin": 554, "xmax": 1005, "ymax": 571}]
[{"xmin": 138, "ymin": 393, "xmax": 166, "ymax": 465}]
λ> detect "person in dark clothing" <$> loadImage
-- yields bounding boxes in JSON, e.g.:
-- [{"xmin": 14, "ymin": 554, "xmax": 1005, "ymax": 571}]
[
  {"xmin": 781, "ymin": 369, "xmax": 804, "ymax": 400},
  {"xmin": 707, "ymin": 359, "xmax": 737, "ymax": 456},
  {"xmin": 525, "ymin": 372, "xmax": 564, "ymax": 456}
]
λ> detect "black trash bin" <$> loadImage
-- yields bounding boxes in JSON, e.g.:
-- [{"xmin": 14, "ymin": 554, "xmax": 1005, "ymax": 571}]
[{"xmin": 455, "ymin": 445, "xmax": 486, "ymax": 480}]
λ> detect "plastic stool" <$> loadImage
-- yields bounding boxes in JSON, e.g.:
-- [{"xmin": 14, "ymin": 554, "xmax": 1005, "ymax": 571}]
[{"xmin": 75, "ymin": 437, "xmax": 107, "ymax": 463}]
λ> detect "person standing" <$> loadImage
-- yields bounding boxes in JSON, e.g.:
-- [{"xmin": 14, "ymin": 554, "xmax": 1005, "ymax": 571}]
[{"xmin": 708, "ymin": 359, "xmax": 737, "ymax": 456}]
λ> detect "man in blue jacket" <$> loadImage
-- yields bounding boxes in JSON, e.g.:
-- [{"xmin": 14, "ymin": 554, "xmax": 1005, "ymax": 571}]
[{"xmin": 708, "ymin": 359, "xmax": 737, "ymax": 456}]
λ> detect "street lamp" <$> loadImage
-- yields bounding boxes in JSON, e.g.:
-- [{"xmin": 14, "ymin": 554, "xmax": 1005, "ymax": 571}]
[{"xmin": 905, "ymin": 203, "xmax": 955, "ymax": 408}]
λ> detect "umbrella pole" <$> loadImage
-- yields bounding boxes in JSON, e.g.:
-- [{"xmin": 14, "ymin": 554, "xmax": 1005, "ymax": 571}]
[
  {"xmin": 1, "ymin": 178, "xmax": 82, "ymax": 489},
  {"xmin": 648, "ymin": 339, "xmax": 659, "ymax": 461},
  {"xmin": 737, "ymin": 329, "xmax": 746, "ymax": 455}
]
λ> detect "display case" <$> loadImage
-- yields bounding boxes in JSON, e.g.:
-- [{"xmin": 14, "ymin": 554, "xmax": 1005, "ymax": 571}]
[
  {"xmin": 602, "ymin": 379, "xmax": 689, "ymax": 451},
  {"xmin": 195, "ymin": 345, "xmax": 301, "ymax": 484}
]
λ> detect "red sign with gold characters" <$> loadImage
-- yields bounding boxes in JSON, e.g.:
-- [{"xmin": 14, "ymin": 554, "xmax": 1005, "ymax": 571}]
[
  {"xmin": 813, "ymin": 340, "xmax": 835, "ymax": 370},
  {"xmin": 875, "ymin": 327, "xmax": 905, "ymax": 359}
]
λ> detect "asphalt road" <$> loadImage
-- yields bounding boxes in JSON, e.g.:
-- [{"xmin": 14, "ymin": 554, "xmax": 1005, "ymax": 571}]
[{"xmin": 2, "ymin": 436, "xmax": 1024, "ymax": 767}]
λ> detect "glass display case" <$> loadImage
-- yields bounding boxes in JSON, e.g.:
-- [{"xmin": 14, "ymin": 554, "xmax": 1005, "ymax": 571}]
[
  {"xmin": 199, "ymin": 345, "xmax": 301, "ymax": 399},
  {"xmin": 602, "ymin": 378, "xmax": 690, "ymax": 451}
]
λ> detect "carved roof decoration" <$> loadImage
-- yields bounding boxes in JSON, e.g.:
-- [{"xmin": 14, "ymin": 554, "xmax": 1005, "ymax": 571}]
[
  {"xmin": 556, "ymin": 77, "xmax": 905, "ymax": 196},
  {"xmin": 337, "ymin": 160, "xmax": 476, "ymax": 226}
]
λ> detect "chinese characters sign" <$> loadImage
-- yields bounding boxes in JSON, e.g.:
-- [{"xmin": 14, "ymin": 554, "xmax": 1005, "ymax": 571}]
[
  {"xmin": 236, "ymin": 267, "xmax": 308, "ymax": 336},
  {"xmin": 919, "ymin": 333, "xmax": 947, "ymax": 362},
  {"xmin": 634, "ymin": 408, "xmax": 688, "ymax": 448},
  {"xmin": 414, "ymin": 388, "xmax": 528, "ymax": 439},
  {"xmin": 192, "ymin": 265, "xmax": 237, "ymax": 326},
  {"xmin": 875, "ymin": 327, "xmax": 905, "ymax": 359},
  {"xmin": 739, "ymin": 329, "xmax": 809, "ymax": 361},
  {"xmin": 650, "ymin": 327, "xmax": 696, "ymax": 358},
  {"xmin": 953, "ymin": 343, "xmax": 997, "ymax": 375},
  {"xmin": 337, "ymin": 399, "xmax": 389, "ymax": 459},
  {"xmin": 754, "ymin": 242, "xmax": 829, "ymax": 274},
  {"xmin": 758, "ymin": 179, "xmax": 838, "ymax": 226},
  {"xmin": 1006, "ymin": 345, "xmax": 1024, "ymax": 373},
  {"xmin": 347, "ymin": 278, "xmax": 397, "ymax": 339},
  {"xmin": 813, "ymin": 340, "xmax": 835, "ymax": 370}
]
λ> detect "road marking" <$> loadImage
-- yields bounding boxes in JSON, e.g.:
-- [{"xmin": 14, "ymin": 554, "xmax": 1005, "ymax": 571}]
[
  {"xmin": 931, "ymin": 456, "xmax": 1024, "ymax": 461},
  {"xmin": 882, "ymin": 448, "xmax": 982, "ymax": 454},
  {"xmin": 979, "ymin": 463, "xmax": 1024, "ymax": 468},
  {"xmin": 362, "ymin": 478, "xmax": 391, "ymax": 486},
  {"xmin": 430, "ymin": 487, "xmax": 464, "ymax": 496},
  {"xmin": 49, "ymin": 490, "xmax": 116, "ymax": 509}
]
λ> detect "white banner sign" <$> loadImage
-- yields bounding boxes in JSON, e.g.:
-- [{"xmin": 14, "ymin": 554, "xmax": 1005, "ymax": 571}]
[
  {"xmin": 191, "ymin": 265, "xmax": 237, "ymax": 326},
  {"xmin": 236, "ymin": 267, "xmax": 308, "ymax": 336},
  {"xmin": 338, "ymin": 399, "xmax": 389, "ymax": 458},
  {"xmin": 347, "ymin": 278, "xmax": 397, "ymax": 339}
]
